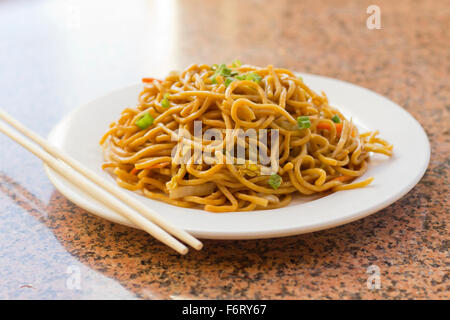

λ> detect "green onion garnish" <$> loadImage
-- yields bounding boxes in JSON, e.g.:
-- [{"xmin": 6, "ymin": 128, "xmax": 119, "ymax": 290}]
[
  {"xmin": 332, "ymin": 115, "xmax": 341, "ymax": 123},
  {"xmin": 235, "ymin": 72, "xmax": 262, "ymax": 83},
  {"xmin": 232, "ymin": 59, "xmax": 242, "ymax": 68},
  {"xmin": 210, "ymin": 64, "xmax": 236, "ymax": 83},
  {"xmin": 297, "ymin": 116, "xmax": 311, "ymax": 129},
  {"xmin": 135, "ymin": 112, "xmax": 154, "ymax": 130},
  {"xmin": 225, "ymin": 77, "xmax": 234, "ymax": 87},
  {"xmin": 246, "ymin": 73, "xmax": 262, "ymax": 83},
  {"xmin": 161, "ymin": 93, "xmax": 170, "ymax": 108},
  {"xmin": 268, "ymin": 174, "xmax": 282, "ymax": 189}
]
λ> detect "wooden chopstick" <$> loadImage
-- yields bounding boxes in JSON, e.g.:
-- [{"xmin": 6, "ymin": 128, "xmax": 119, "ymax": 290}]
[
  {"xmin": 0, "ymin": 110, "xmax": 202, "ymax": 250},
  {"xmin": 0, "ymin": 110, "xmax": 203, "ymax": 254}
]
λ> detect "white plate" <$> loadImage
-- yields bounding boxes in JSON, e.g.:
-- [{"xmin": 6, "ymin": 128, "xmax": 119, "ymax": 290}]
[{"xmin": 44, "ymin": 74, "xmax": 430, "ymax": 239}]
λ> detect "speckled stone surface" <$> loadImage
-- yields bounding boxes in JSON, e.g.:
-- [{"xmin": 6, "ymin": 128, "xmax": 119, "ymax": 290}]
[{"xmin": 0, "ymin": 0, "xmax": 448, "ymax": 299}]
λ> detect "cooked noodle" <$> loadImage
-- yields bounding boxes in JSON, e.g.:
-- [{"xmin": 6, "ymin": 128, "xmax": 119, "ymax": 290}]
[{"xmin": 100, "ymin": 63, "xmax": 393, "ymax": 212}]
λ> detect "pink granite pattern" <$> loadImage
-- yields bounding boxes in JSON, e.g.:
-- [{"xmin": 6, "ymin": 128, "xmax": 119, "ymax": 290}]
[{"xmin": 0, "ymin": 0, "xmax": 448, "ymax": 299}]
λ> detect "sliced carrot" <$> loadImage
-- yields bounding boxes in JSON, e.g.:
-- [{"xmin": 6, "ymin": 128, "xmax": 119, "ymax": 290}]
[
  {"xmin": 131, "ymin": 162, "xmax": 169, "ymax": 174},
  {"xmin": 317, "ymin": 122, "xmax": 343, "ymax": 135},
  {"xmin": 142, "ymin": 77, "xmax": 163, "ymax": 83},
  {"xmin": 316, "ymin": 122, "xmax": 331, "ymax": 131},
  {"xmin": 147, "ymin": 162, "xmax": 170, "ymax": 170},
  {"xmin": 317, "ymin": 122, "xmax": 357, "ymax": 137}
]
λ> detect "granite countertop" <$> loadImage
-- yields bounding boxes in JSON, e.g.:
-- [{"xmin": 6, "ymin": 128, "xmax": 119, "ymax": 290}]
[{"xmin": 0, "ymin": 0, "xmax": 448, "ymax": 299}]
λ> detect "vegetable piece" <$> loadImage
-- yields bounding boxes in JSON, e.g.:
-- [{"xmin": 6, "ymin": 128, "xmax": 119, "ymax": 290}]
[
  {"xmin": 210, "ymin": 64, "xmax": 236, "ymax": 83},
  {"xmin": 268, "ymin": 174, "xmax": 282, "ymax": 189},
  {"xmin": 135, "ymin": 112, "xmax": 154, "ymax": 130},
  {"xmin": 316, "ymin": 123, "xmax": 332, "ymax": 131},
  {"xmin": 316, "ymin": 122, "xmax": 356, "ymax": 137},
  {"xmin": 161, "ymin": 93, "xmax": 170, "ymax": 108},
  {"xmin": 334, "ymin": 123, "xmax": 343, "ymax": 134},
  {"xmin": 169, "ymin": 183, "xmax": 216, "ymax": 199},
  {"xmin": 317, "ymin": 122, "xmax": 343, "ymax": 134},
  {"xmin": 246, "ymin": 73, "xmax": 262, "ymax": 83},
  {"xmin": 232, "ymin": 59, "xmax": 242, "ymax": 67},
  {"xmin": 297, "ymin": 116, "xmax": 311, "ymax": 129},
  {"xmin": 331, "ymin": 115, "xmax": 341, "ymax": 123},
  {"xmin": 236, "ymin": 72, "xmax": 262, "ymax": 84},
  {"xmin": 147, "ymin": 162, "xmax": 170, "ymax": 170},
  {"xmin": 257, "ymin": 193, "xmax": 280, "ymax": 204},
  {"xmin": 225, "ymin": 77, "xmax": 235, "ymax": 87},
  {"xmin": 142, "ymin": 77, "xmax": 162, "ymax": 83}
]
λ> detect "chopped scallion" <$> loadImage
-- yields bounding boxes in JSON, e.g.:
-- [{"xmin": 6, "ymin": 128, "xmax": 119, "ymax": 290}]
[
  {"xmin": 232, "ymin": 59, "xmax": 242, "ymax": 67},
  {"xmin": 210, "ymin": 64, "xmax": 235, "ymax": 84},
  {"xmin": 246, "ymin": 73, "xmax": 262, "ymax": 83},
  {"xmin": 161, "ymin": 93, "xmax": 170, "ymax": 108},
  {"xmin": 225, "ymin": 77, "xmax": 234, "ymax": 87},
  {"xmin": 268, "ymin": 174, "xmax": 282, "ymax": 189},
  {"xmin": 235, "ymin": 72, "xmax": 262, "ymax": 83},
  {"xmin": 297, "ymin": 116, "xmax": 311, "ymax": 129},
  {"xmin": 332, "ymin": 115, "xmax": 341, "ymax": 123},
  {"xmin": 135, "ymin": 112, "xmax": 154, "ymax": 130}
]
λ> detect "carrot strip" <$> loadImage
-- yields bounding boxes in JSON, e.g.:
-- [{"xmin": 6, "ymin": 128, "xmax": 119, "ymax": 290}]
[
  {"xmin": 142, "ymin": 77, "xmax": 163, "ymax": 83},
  {"xmin": 317, "ymin": 122, "xmax": 343, "ymax": 134},
  {"xmin": 131, "ymin": 161, "xmax": 169, "ymax": 174},
  {"xmin": 316, "ymin": 122, "xmax": 357, "ymax": 137},
  {"xmin": 316, "ymin": 123, "xmax": 331, "ymax": 131},
  {"xmin": 147, "ymin": 162, "xmax": 170, "ymax": 170}
]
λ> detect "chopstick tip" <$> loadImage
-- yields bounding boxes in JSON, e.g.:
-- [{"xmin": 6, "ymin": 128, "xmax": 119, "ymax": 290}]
[
  {"xmin": 193, "ymin": 241, "xmax": 203, "ymax": 251},
  {"xmin": 180, "ymin": 247, "xmax": 189, "ymax": 255}
]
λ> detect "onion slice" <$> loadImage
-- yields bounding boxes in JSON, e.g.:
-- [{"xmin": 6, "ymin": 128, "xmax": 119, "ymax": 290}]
[{"xmin": 169, "ymin": 183, "xmax": 216, "ymax": 199}]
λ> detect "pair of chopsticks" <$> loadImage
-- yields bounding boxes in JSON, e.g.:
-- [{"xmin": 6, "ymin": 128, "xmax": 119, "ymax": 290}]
[{"xmin": 0, "ymin": 110, "xmax": 203, "ymax": 254}]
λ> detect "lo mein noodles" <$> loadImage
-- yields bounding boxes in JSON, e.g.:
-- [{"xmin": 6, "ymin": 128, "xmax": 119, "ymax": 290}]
[{"xmin": 100, "ymin": 62, "xmax": 393, "ymax": 212}]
